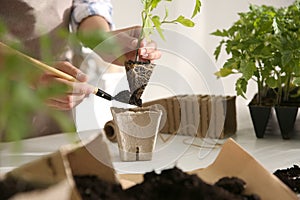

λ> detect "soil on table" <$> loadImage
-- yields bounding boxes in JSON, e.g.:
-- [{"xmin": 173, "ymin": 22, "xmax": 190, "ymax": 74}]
[
  {"xmin": 274, "ymin": 165, "xmax": 300, "ymax": 193},
  {"xmin": 0, "ymin": 175, "xmax": 47, "ymax": 200},
  {"xmin": 75, "ymin": 167, "xmax": 261, "ymax": 200},
  {"xmin": 0, "ymin": 167, "xmax": 262, "ymax": 200}
]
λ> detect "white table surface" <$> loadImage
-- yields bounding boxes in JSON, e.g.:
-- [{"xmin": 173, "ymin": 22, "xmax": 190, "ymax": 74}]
[{"xmin": 1, "ymin": 106, "xmax": 300, "ymax": 175}]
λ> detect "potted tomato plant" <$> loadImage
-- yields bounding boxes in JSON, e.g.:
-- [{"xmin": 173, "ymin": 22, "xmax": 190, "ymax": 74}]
[{"xmin": 212, "ymin": 1, "xmax": 300, "ymax": 139}]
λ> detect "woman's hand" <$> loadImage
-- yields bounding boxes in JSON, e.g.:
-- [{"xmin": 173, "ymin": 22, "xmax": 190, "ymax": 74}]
[
  {"xmin": 39, "ymin": 61, "xmax": 94, "ymax": 110},
  {"xmin": 109, "ymin": 26, "xmax": 162, "ymax": 65},
  {"xmin": 138, "ymin": 37, "xmax": 162, "ymax": 62},
  {"xmin": 77, "ymin": 16, "xmax": 161, "ymax": 65}
]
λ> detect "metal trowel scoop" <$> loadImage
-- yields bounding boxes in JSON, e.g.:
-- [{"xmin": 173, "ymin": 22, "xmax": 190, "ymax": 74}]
[{"xmin": 95, "ymin": 89, "xmax": 137, "ymax": 106}]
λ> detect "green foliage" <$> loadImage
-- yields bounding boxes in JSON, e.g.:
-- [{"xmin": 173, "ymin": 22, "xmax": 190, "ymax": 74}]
[
  {"xmin": 141, "ymin": 0, "xmax": 200, "ymax": 40},
  {"xmin": 136, "ymin": 0, "xmax": 201, "ymax": 61},
  {"xmin": 192, "ymin": 0, "xmax": 201, "ymax": 18},
  {"xmin": 212, "ymin": 1, "xmax": 300, "ymax": 105},
  {"xmin": 0, "ymin": 23, "xmax": 74, "ymax": 142}
]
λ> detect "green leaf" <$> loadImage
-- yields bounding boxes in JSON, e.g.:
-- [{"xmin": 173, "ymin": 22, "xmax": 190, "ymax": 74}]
[
  {"xmin": 175, "ymin": 15, "xmax": 195, "ymax": 27},
  {"xmin": 163, "ymin": 7, "xmax": 169, "ymax": 21},
  {"xmin": 293, "ymin": 77, "xmax": 300, "ymax": 86},
  {"xmin": 150, "ymin": 0, "xmax": 161, "ymax": 11},
  {"xmin": 0, "ymin": 20, "xmax": 7, "ymax": 38},
  {"xmin": 152, "ymin": 15, "xmax": 165, "ymax": 40},
  {"xmin": 213, "ymin": 41, "xmax": 224, "ymax": 60},
  {"xmin": 281, "ymin": 50, "xmax": 293, "ymax": 67},
  {"xmin": 272, "ymin": 17, "xmax": 280, "ymax": 34},
  {"xmin": 211, "ymin": 29, "xmax": 228, "ymax": 37},
  {"xmin": 240, "ymin": 60, "xmax": 256, "ymax": 81},
  {"xmin": 39, "ymin": 34, "xmax": 52, "ymax": 63},
  {"xmin": 235, "ymin": 78, "xmax": 248, "ymax": 98},
  {"xmin": 214, "ymin": 68, "xmax": 233, "ymax": 78},
  {"xmin": 192, "ymin": 0, "xmax": 201, "ymax": 18},
  {"xmin": 77, "ymin": 30, "xmax": 120, "ymax": 54},
  {"xmin": 142, "ymin": 0, "xmax": 151, "ymax": 10},
  {"xmin": 223, "ymin": 58, "xmax": 239, "ymax": 70},
  {"xmin": 265, "ymin": 77, "xmax": 278, "ymax": 88},
  {"xmin": 294, "ymin": 62, "xmax": 300, "ymax": 76}
]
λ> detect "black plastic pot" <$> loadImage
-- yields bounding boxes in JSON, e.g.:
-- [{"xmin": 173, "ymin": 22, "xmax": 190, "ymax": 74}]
[
  {"xmin": 275, "ymin": 106, "xmax": 298, "ymax": 139},
  {"xmin": 248, "ymin": 104, "xmax": 272, "ymax": 138},
  {"xmin": 249, "ymin": 92, "xmax": 299, "ymax": 139}
]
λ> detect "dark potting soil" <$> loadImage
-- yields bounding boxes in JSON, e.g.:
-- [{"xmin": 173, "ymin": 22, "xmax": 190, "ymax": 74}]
[
  {"xmin": 125, "ymin": 60, "xmax": 151, "ymax": 66},
  {"xmin": 128, "ymin": 85, "xmax": 145, "ymax": 107},
  {"xmin": 214, "ymin": 177, "xmax": 246, "ymax": 195},
  {"xmin": 0, "ymin": 175, "xmax": 47, "ymax": 200},
  {"xmin": 0, "ymin": 167, "xmax": 261, "ymax": 199},
  {"xmin": 124, "ymin": 60, "xmax": 153, "ymax": 107},
  {"xmin": 250, "ymin": 88, "xmax": 300, "ymax": 107},
  {"xmin": 74, "ymin": 175, "xmax": 124, "ymax": 200},
  {"xmin": 274, "ymin": 165, "xmax": 300, "ymax": 193},
  {"xmin": 75, "ymin": 167, "xmax": 261, "ymax": 200}
]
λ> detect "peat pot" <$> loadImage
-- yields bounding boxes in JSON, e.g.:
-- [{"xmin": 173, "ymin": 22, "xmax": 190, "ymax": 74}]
[{"xmin": 111, "ymin": 106, "xmax": 162, "ymax": 161}]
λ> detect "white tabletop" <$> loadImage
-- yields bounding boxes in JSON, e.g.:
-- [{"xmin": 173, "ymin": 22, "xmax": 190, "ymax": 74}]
[{"xmin": 1, "ymin": 112, "xmax": 300, "ymax": 175}]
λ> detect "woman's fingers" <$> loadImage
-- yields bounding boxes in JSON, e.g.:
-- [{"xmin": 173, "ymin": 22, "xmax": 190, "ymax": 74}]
[
  {"xmin": 49, "ymin": 93, "xmax": 87, "ymax": 104},
  {"xmin": 53, "ymin": 61, "xmax": 88, "ymax": 82},
  {"xmin": 66, "ymin": 80, "xmax": 95, "ymax": 95},
  {"xmin": 46, "ymin": 99, "xmax": 84, "ymax": 110},
  {"xmin": 139, "ymin": 39, "xmax": 162, "ymax": 61},
  {"xmin": 39, "ymin": 68, "xmax": 95, "ymax": 110},
  {"xmin": 108, "ymin": 26, "xmax": 162, "ymax": 63},
  {"xmin": 46, "ymin": 94, "xmax": 86, "ymax": 110},
  {"xmin": 40, "ymin": 74, "xmax": 95, "ymax": 94}
]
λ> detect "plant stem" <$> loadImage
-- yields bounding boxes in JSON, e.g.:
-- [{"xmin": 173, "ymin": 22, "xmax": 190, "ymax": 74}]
[
  {"xmin": 284, "ymin": 71, "xmax": 291, "ymax": 102},
  {"xmin": 134, "ymin": 28, "xmax": 144, "ymax": 62},
  {"xmin": 135, "ymin": 10, "xmax": 147, "ymax": 62},
  {"xmin": 277, "ymin": 74, "xmax": 282, "ymax": 105},
  {"xmin": 257, "ymin": 76, "xmax": 262, "ymax": 105},
  {"xmin": 257, "ymin": 61, "xmax": 264, "ymax": 105},
  {"xmin": 161, "ymin": 20, "xmax": 177, "ymax": 24}
]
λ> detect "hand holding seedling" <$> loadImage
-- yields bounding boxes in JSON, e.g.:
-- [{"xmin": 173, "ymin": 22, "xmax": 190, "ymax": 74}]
[
  {"xmin": 77, "ymin": 0, "xmax": 201, "ymax": 64},
  {"xmin": 112, "ymin": 26, "xmax": 162, "ymax": 64}
]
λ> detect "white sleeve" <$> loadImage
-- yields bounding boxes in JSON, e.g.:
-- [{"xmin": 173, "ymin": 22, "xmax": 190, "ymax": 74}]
[{"xmin": 71, "ymin": 0, "xmax": 114, "ymax": 32}]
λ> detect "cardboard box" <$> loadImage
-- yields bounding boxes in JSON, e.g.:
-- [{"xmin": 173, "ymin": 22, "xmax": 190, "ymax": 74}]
[
  {"xmin": 2, "ymin": 135, "xmax": 297, "ymax": 200},
  {"xmin": 119, "ymin": 139, "xmax": 298, "ymax": 200},
  {"xmin": 1, "ymin": 133, "xmax": 117, "ymax": 200}
]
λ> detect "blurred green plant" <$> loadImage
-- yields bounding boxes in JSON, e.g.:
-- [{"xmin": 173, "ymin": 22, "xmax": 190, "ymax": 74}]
[
  {"xmin": 212, "ymin": 0, "xmax": 300, "ymax": 105},
  {"xmin": 0, "ymin": 21, "xmax": 75, "ymax": 142}
]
